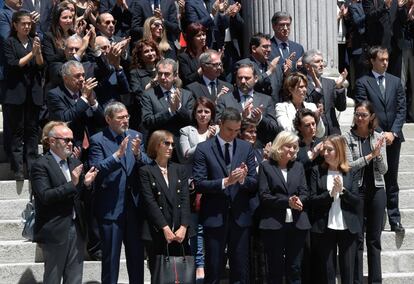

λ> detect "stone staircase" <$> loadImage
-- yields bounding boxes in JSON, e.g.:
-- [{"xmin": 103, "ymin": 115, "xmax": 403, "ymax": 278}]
[{"xmin": 0, "ymin": 106, "xmax": 413, "ymax": 283}]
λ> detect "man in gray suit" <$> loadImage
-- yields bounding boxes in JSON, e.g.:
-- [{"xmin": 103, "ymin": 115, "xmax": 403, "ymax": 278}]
[
  {"xmin": 141, "ymin": 58, "xmax": 194, "ymax": 142},
  {"xmin": 216, "ymin": 63, "xmax": 280, "ymax": 147},
  {"xmin": 303, "ymin": 49, "xmax": 348, "ymax": 135}
]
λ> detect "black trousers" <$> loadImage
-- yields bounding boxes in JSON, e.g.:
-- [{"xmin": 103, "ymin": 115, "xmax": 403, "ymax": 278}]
[
  {"xmin": 3, "ymin": 100, "xmax": 40, "ymax": 174},
  {"xmin": 385, "ymin": 139, "xmax": 402, "ymax": 226},
  {"xmin": 261, "ymin": 224, "xmax": 307, "ymax": 284},
  {"xmin": 354, "ymin": 186, "xmax": 386, "ymax": 284},
  {"xmin": 312, "ymin": 229, "xmax": 357, "ymax": 284}
]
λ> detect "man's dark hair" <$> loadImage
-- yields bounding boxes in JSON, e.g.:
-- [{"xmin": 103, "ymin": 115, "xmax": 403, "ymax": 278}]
[
  {"xmin": 221, "ymin": 108, "xmax": 241, "ymax": 123},
  {"xmin": 236, "ymin": 62, "xmax": 257, "ymax": 76},
  {"xmin": 249, "ymin": 33, "xmax": 271, "ymax": 52},
  {"xmin": 271, "ymin": 11, "xmax": 292, "ymax": 25},
  {"xmin": 368, "ymin": 46, "xmax": 388, "ymax": 61}
]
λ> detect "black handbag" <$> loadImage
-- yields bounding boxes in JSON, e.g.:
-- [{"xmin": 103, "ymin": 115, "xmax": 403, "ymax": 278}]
[
  {"xmin": 21, "ymin": 193, "xmax": 35, "ymax": 241},
  {"xmin": 152, "ymin": 244, "xmax": 195, "ymax": 284}
]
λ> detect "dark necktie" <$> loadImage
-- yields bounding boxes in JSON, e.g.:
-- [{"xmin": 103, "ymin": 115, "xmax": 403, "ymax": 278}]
[
  {"xmin": 261, "ymin": 63, "xmax": 267, "ymax": 73},
  {"xmin": 378, "ymin": 75, "xmax": 385, "ymax": 99},
  {"xmin": 224, "ymin": 143, "xmax": 230, "ymax": 166},
  {"xmin": 116, "ymin": 134, "xmax": 124, "ymax": 145},
  {"xmin": 72, "ymin": 92, "xmax": 79, "ymax": 101},
  {"xmin": 209, "ymin": 81, "xmax": 216, "ymax": 99},
  {"xmin": 281, "ymin": 42, "xmax": 289, "ymax": 59},
  {"xmin": 165, "ymin": 90, "xmax": 172, "ymax": 105}
]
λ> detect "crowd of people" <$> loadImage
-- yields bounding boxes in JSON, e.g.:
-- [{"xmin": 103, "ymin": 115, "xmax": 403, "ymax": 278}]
[{"xmin": 0, "ymin": 0, "xmax": 412, "ymax": 283}]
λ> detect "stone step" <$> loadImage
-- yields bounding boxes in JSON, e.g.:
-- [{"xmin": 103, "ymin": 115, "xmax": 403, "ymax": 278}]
[
  {"xmin": 380, "ymin": 272, "xmax": 414, "ymax": 284},
  {"xmin": 0, "ymin": 240, "xmax": 127, "ymax": 264},
  {"xmin": 379, "ymin": 229, "xmax": 414, "ymax": 251},
  {"xmin": 0, "ymin": 200, "xmax": 28, "ymax": 220},
  {"xmin": 365, "ymin": 250, "xmax": 414, "ymax": 274},
  {"xmin": 0, "ymin": 220, "xmax": 23, "ymax": 241},
  {"xmin": 397, "ymin": 155, "xmax": 414, "ymax": 172},
  {"xmin": 0, "ymin": 180, "xmax": 30, "ymax": 200},
  {"xmin": 0, "ymin": 261, "xmax": 152, "ymax": 283},
  {"xmin": 398, "ymin": 172, "xmax": 414, "ymax": 188}
]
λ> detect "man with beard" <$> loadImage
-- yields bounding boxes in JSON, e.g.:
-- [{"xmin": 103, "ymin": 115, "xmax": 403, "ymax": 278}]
[
  {"xmin": 216, "ymin": 63, "xmax": 280, "ymax": 148},
  {"xmin": 31, "ymin": 121, "xmax": 98, "ymax": 284},
  {"xmin": 88, "ymin": 101, "xmax": 151, "ymax": 284}
]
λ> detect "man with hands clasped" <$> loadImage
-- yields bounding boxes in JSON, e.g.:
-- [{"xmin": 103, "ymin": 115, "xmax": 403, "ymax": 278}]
[
  {"xmin": 89, "ymin": 101, "xmax": 151, "ymax": 284},
  {"xmin": 193, "ymin": 107, "xmax": 258, "ymax": 284}
]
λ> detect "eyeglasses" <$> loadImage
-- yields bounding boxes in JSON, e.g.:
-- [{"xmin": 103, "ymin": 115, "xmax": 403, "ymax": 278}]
[
  {"xmin": 162, "ymin": 140, "xmax": 175, "ymax": 148},
  {"xmin": 52, "ymin": 137, "xmax": 74, "ymax": 144},
  {"xmin": 104, "ymin": 20, "xmax": 117, "ymax": 25},
  {"xmin": 153, "ymin": 22, "xmax": 164, "ymax": 28},
  {"xmin": 205, "ymin": 62, "xmax": 223, "ymax": 68},
  {"xmin": 354, "ymin": 112, "xmax": 370, "ymax": 118},
  {"xmin": 115, "ymin": 114, "xmax": 130, "ymax": 120}
]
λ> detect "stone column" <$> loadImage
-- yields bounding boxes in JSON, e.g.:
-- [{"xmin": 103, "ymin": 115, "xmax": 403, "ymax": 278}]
[{"xmin": 242, "ymin": 0, "xmax": 339, "ymax": 75}]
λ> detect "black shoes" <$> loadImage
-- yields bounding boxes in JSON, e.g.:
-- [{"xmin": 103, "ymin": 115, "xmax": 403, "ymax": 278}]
[
  {"xmin": 14, "ymin": 171, "xmax": 25, "ymax": 181},
  {"xmin": 390, "ymin": 222, "xmax": 405, "ymax": 233}
]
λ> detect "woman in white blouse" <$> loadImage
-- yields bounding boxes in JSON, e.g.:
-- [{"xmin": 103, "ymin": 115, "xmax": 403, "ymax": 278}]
[
  {"xmin": 309, "ymin": 135, "xmax": 360, "ymax": 284},
  {"xmin": 275, "ymin": 72, "xmax": 325, "ymax": 138}
]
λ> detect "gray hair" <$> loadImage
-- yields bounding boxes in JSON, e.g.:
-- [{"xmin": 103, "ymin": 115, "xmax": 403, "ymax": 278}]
[
  {"xmin": 104, "ymin": 101, "xmax": 127, "ymax": 118},
  {"xmin": 199, "ymin": 49, "xmax": 220, "ymax": 66},
  {"xmin": 302, "ymin": 49, "xmax": 323, "ymax": 65},
  {"xmin": 271, "ymin": 11, "xmax": 292, "ymax": 25},
  {"xmin": 61, "ymin": 60, "xmax": 84, "ymax": 77},
  {"xmin": 65, "ymin": 34, "xmax": 82, "ymax": 46},
  {"xmin": 269, "ymin": 131, "xmax": 299, "ymax": 162},
  {"xmin": 156, "ymin": 58, "xmax": 178, "ymax": 75}
]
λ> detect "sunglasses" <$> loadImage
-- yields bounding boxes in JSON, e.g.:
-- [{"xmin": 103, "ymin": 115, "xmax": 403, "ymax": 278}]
[
  {"xmin": 354, "ymin": 112, "xmax": 370, "ymax": 118},
  {"xmin": 162, "ymin": 141, "xmax": 175, "ymax": 148}
]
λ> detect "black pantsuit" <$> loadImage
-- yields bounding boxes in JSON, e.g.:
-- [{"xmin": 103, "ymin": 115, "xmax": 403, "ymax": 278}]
[{"xmin": 3, "ymin": 36, "xmax": 44, "ymax": 175}]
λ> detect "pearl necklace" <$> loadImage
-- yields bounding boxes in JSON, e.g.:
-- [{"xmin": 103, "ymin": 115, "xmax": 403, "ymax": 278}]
[{"xmin": 156, "ymin": 162, "xmax": 168, "ymax": 175}]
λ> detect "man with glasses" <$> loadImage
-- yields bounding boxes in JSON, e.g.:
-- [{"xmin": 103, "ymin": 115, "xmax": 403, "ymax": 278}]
[
  {"xmin": 47, "ymin": 60, "xmax": 105, "ymax": 151},
  {"xmin": 355, "ymin": 46, "xmax": 407, "ymax": 233},
  {"xmin": 141, "ymin": 58, "xmax": 194, "ymax": 150},
  {"xmin": 186, "ymin": 49, "xmax": 233, "ymax": 102},
  {"xmin": 269, "ymin": 11, "xmax": 304, "ymax": 73},
  {"xmin": 89, "ymin": 101, "xmax": 151, "ymax": 284},
  {"xmin": 236, "ymin": 33, "xmax": 284, "ymax": 104},
  {"xmin": 31, "ymin": 121, "xmax": 98, "ymax": 284}
]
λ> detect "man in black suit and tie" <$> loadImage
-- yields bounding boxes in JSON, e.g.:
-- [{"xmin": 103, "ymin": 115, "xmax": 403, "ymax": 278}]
[
  {"xmin": 269, "ymin": 11, "xmax": 304, "ymax": 73},
  {"xmin": 31, "ymin": 122, "xmax": 98, "ymax": 284},
  {"xmin": 193, "ymin": 107, "xmax": 258, "ymax": 284},
  {"xmin": 141, "ymin": 58, "xmax": 194, "ymax": 141},
  {"xmin": 302, "ymin": 49, "xmax": 348, "ymax": 135},
  {"xmin": 185, "ymin": 49, "xmax": 233, "ymax": 102},
  {"xmin": 236, "ymin": 33, "xmax": 284, "ymax": 104},
  {"xmin": 355, "ymin": 46, "xmax": 406, "ymax": 232},
  {"xmin": 47, "ymin": 60, "xmax": 105, "ymax": 150},
  {"xmin": 216, "ymin": 63, "xmax": 281, "ymax": 148},
  {"xmin": 99, "ymin": 0, "xmax": 133, "ymax": 37}
]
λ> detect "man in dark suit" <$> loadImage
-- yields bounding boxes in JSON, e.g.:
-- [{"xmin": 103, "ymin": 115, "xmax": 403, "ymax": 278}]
[
  {"xmin": 31, "ymin": 122, "xmax": 98, "ymax": 284},
  {"xmin": 193, "ymin": 107, "xmax": 258, "ymax": 284},
  {"xmin": 236, "ymin": 33, "xmax": 283, "ymax": 104},
  {"xmin": 303, "ymin": 49, "xmax": 348, "ymax": 135},
  {"xmin": 130, "ymin": 0, "xmax": 179, "ymax": 43},
  {"xmin": 47, "ymin": 60, "xmax": 105, "ymax": 150},
  {"xmin": 355, "ymin": 46, "xmax": 406, "ymax": 232},
  {"xmin": 141, "ymin": 58, "xmax": 194, "ymax": 140},
  {"xmin": 216, "ymin": 63, "xmax": 281, "ymax": 148},
  {"xmin": 269, "ymin": 11, "xmax": 304, "ymax": 73},
  {"xmin": 363, "ymin": 0, "xmax": 407, "ymax": 77},
  {"xmin": 184, "ymin": 0, "xmax": 217, "ymax": 47},
  {"xmin": 185, "ymin": 49, "xmax": 233, "ymax": 102},
  {"xmin": 88, "ymin": 101, "xmax": 151, "ymax": 284}
]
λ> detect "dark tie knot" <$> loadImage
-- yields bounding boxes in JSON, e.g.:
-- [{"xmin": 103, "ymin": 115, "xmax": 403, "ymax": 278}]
[
  {"xmin": 281, "ymin": 42, "xmax": 288, "ymax": 49},
  {"xmin": 59, "ymin": 160, "xmax": 67, "ymax": 167},
  {"xmin": 116, "ymin": 134, "xmax": 124, "ymax": 145},
  {"xmin": 378, "ymin": 75, "xmax": 384, "ymax": 82}
]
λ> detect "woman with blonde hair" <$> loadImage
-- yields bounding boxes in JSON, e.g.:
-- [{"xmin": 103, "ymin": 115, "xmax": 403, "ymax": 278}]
[
  {"xmin": 143, "ymin": 16, "xmax": 176, "ymax": 60},
  {"xmin": 309, "ymin": 134, "xmax": 360, "ymax": 284},
  {"xmin": 258, "ymin": 130, "xmax": 311, "ymax": 284}
]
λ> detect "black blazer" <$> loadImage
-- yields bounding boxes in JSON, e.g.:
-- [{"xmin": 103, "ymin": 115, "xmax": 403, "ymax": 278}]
[
  {"xmin": 354, "ymin": 72, "xmax": 406, "ymax": 141},
  {"xmin": 185, "ymin": 75, "xmax": 233, "ymax": 102},
  {"xmin": 139, "ymin": 161, "xmax": 193, "ymax": 242},
  {"xmin": 177, "ymin": 51, "xmax": 199, "ymax": 87},
  {"xmin": 309, "ymin": 165, "xmax": 361, "ymax": 234},
  {"xmin": 41, "ymin": 32, "xmax": 66, "ymax": 65},
  {"xmin": 47, "ymin": 84, "xmax": 105, "ymax": 147},
  {"xmin": 31, "ymin": 153, "xmax": 87, "ymax": 245},
  {"xmin": 2, "ymin": 36, "xmax": 43, "ymax": 105},
  {"xmin": 258, "ymin": 159, "xmax": 311, "ymax": 231},
  {"xmin": 216, "ymin": 89, "xmax": 281, "ymax": 147}
]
